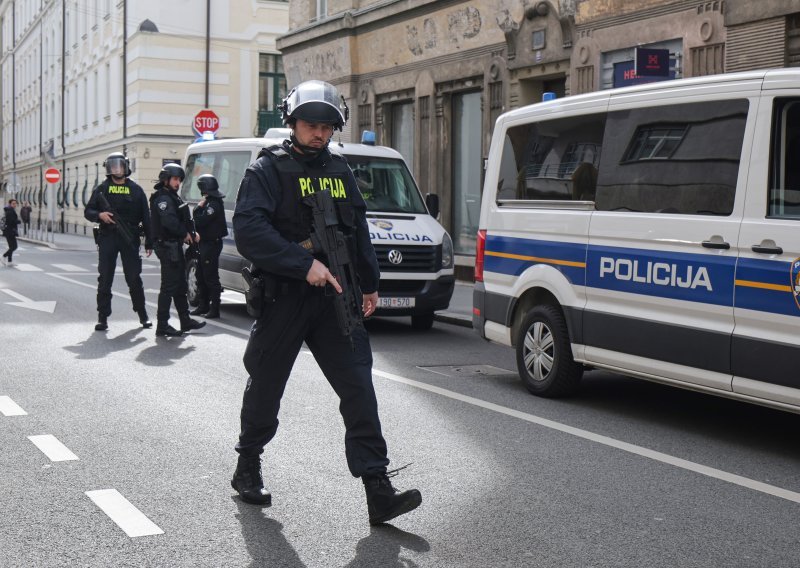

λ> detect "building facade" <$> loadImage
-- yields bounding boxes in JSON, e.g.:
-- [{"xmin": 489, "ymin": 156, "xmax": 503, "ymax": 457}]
[
  {"xmin": 0, "ymin": 0, "xmax": 288, "ymax": 235},
  {"xmin": 277, "ymin": 0, "xmax": 800, "ymax": 276}
]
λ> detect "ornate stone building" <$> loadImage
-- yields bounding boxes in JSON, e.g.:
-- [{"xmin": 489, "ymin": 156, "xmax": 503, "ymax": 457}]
[{"xmin": 278, "ymin": 0, "xmax": 800, "ymax": 276}]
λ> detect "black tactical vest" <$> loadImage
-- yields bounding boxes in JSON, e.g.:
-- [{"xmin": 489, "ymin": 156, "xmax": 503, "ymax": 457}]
[{"xmin": 261, "ymin": 145, "xmax": 357, "ymax": 244}]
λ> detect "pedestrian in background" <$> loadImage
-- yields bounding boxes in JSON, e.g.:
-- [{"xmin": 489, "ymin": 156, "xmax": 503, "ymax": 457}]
[
  {"xmin": 190, "ymin": 174, "xmax": 228, "ymax": 319},
  {"xmin": 230, "ymin": 80, "xmax": 421, "ymax": 525},
  {"xmin": 2, "ymin": 199, "xmax": 21, "ymax": 265},
  {"xmin": 20, "ymin": 201, "xmax": 32, "ymax": 236},
  {"xmin": 84, "ymin": 151, "xmax": 153, "ymax": 332},
  {"xmin": 149, "ymin": 163, "xmax": 206, "ymax": 337}
]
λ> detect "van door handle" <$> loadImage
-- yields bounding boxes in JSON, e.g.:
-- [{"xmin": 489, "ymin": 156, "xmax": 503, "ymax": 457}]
[
  {"xmin": 701, "ymin": 240, "xmax": 730, "ymax": 250},
  {"xmin": 751, "ymin": 244, "xmax": 783, "ymax": 255}
]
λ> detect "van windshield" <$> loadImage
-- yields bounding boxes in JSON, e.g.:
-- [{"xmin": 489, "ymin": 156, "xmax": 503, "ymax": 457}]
[
  {"xmin": 347, "ymin": 155, "xmax": 427, "ymax": 214},
  {"xmin": 182, "ymin": 150, "xmax": 252, "ymax": 202}
]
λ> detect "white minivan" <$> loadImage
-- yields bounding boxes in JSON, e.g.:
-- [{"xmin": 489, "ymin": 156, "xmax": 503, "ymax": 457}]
[
  {"xmin": 475, "ymin": 68, "xmax": 800, "ymax": 413},
  {"xmin": 182, "ymin": 131, "xmax": 455, "ymax": 329}
]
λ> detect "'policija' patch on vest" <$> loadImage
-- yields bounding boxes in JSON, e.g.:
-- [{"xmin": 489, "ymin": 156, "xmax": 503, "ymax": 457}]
[
  {"xmin": 298, "ymin": 176, "xmax": 348, "ymax": 199},
  {"xmin": 107, "ymin": 184, "xmax": 131, "ymax": 195}
]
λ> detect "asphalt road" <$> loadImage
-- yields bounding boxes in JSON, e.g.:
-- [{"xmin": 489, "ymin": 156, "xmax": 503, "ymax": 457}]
[{"xmin": 1, "ymin": 242, "xmax": 799, "ymax": 567}]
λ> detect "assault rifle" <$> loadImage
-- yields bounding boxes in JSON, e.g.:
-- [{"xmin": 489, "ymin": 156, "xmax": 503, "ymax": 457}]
[
  {"xmin": 180, "ymin": 201, "xmax": 200, "ymax": 260},
  {"xmin": 301, "ymin": 189, "xmax": 363, "ymax": 339},
  {"xmin": 96, "ymin": 191, "xmax": 138, "ymax": 247}
]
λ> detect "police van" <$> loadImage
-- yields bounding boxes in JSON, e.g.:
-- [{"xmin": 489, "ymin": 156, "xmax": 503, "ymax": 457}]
[
  {"xmin": 474, "ymin": 68, "xmax": 800, "ymax": 413},
  {"xmin": 181, "ymin": 130, "xmax": 454, "ymax": 329}
]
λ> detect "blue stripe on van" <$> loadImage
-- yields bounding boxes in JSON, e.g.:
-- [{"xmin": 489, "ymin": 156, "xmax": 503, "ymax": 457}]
[
  {"xmin": 484, "ymin": 235, "xmax": 586, "ymax": 284},
  {"xmin": 734, "ymin": 256, "xmax": 799, "ymax": 317},
  {"xmin": 486, "ymin": 235, "xmax": 800, "ymax": 317}
]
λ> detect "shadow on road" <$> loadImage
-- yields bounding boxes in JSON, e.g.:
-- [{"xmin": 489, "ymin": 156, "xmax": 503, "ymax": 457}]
[
  {"xmin": 63, "ymin": 327, "xmax": 148, "ymax": 360},
  {"xmin": 233, "ymin": 499, "xmax": 306, "ymax": 568},
  {"xmin": 344, "ymin": 525, "xmax": 431, "ymax": 568},
  {"xmin": 136, "ymin": 336, "xmax": 197, "ymax": 366}
]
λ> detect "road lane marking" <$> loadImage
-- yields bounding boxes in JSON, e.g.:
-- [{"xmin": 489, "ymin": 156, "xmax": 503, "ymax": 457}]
[
  {"xmin": 0, "ymin": 396, "xmax": 27, "ymax": 416},
  {"xmin": 85, "ymin": 489, "xmax": 164, "ymax": 537},
  {"xmin": 1, "ymin": 288, "xmax": 57, "ymax": 313},
  {"xmin": 28, "ymin": 434, "xmax": 79, "ymax": 461},
  {"xmin": 51, "ymin": 264, "xmax": 88, "ymax": 272},
  {"xmin": 10, "ymin": 264, "xmax": 42, "ymax": 271},
  {"xmin": 371, "ymin": 368, "xmax": 800, "ymax": 505}
]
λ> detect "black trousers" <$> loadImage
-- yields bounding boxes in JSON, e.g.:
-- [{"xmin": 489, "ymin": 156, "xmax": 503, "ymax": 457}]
[
  {"xmin": 197, "ymin": 239, "xmax": 223, "ymax": 305},
  {"xmin": 96, "ymin": 232, "xmax": 145, "ymax": 317},
  {"xmin": 155, "ymin": 241, "xmax": 189, "ymax": 323},
  {"xmin": 236, "ymin": 285, "xmax": 390, "ymax": 478},
  {"xmin": 3, "ymin": 233, "xmax": 18, "ymax": 261}
]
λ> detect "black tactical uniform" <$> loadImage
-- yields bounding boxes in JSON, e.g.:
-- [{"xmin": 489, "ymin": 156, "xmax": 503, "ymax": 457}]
[
  {"xmin": 231, "ymin": 79, "xmax": 421, "ymax": 526},
  {"xmin": 84, "ymin": 153, "xmax": 152, "ymax": 331},
  {"xmin": 149, "ymin": 163, "xmax": 206, "ymax": 337},
  {"xmin": 190, "ymin": 174, "xmax": 228, "ymax": 319}
]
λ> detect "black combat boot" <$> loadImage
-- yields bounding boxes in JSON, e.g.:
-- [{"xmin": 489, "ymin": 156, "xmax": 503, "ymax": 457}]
[
  {"xmin": 189, "ymin": 303, "xmax": 209, "ymax": 316},
  {"xmin": 155, "ymin": 323, "xmax": 183, "ymax": 337},
  {"xmin": 180, "ymin": 315, "xmax": 206, "ymax": 332},
  {"xmin": 363, "ymin": 470, "xmax": 422, "ymax": 525},
  {"xmin": 138, "ymin": 310, "xmax": 152, "ymax": 329},
  {"xmin": 204, "ymin": 300, "xmax": 220, "ymax": 319},
  {"xmin": 95, "ymin": 315, "xmax": 108, "ymax": 331},
  {"xmin": 231, "ymin": 454, "xmax": 272, "ymax": 505}
]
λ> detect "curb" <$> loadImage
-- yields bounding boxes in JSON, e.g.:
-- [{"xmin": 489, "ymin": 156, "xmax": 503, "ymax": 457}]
[
  {"xmin": 434, "ymin": 312, "xmax": 473, "ymax": 328},
  {"xmin": 19, "ymin": 236, "xmax": 96, "ymax": 252}
]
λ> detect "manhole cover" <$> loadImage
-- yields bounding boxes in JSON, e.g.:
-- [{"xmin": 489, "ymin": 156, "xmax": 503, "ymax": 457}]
[{"xmin": 419, "ymin": 364, "xmax": 515, "ymax": 378}]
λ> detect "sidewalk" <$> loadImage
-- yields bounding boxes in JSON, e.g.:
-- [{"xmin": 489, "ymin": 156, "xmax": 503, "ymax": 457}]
[
  {"xmin": 19, "ymin": 232, "xmax": 474, "ymax": 327},
  {"xmin": 20, "ymin": 231, "xmax": 96, "ymax": 252}
]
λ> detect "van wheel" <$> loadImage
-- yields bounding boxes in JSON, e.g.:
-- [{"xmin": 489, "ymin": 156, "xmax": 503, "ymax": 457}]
[
  {"xmin": 515, "ymin": 305, "xmax": 582, "ymax": 397},
  {"xmin": 411, "ymin": 313, "xmax": 435, "ymax": 330},
  {"xmin": 186, "ymin": 257, "xmax": 201, "ymax": 308}
]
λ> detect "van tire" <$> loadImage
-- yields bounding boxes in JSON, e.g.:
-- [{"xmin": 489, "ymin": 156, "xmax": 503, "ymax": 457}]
[
  {"xmin": 186, "ymin": 256, "xmax": 201, "ymax": 308},
  {"xmin": 411, "ymin": 313, "xmax": 435, "ymax": 330},
  {"xmin": 515, "ymin": 305, "xmax": 582, "ymax": 397}
]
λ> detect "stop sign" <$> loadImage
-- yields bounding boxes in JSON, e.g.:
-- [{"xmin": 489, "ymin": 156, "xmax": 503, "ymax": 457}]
[
  {"xmin": 193, "ymin": 109, "xmax": 220, "ymax": 136},
  {"xmin": 44, "ymin": 168, "xmax": 61, "ymax": 184}
]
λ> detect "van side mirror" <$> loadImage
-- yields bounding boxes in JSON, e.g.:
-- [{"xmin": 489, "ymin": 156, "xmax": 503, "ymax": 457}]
[{"xmin": 425, "ymin": 193, "xmax": 440, "ymax": 219}]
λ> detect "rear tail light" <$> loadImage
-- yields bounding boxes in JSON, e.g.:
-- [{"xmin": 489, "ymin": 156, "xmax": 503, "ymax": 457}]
[{"xmin": 474, "ymin": 229, "xmax": 486, "ymax": 282}]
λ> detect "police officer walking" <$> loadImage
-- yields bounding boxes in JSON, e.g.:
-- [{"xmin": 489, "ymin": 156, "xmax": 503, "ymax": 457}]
[
  {"xmin": 231, "ymin": 80, "xmax": 421, "ymax": 525},
  {"xmin": 84, "ymin": 152, "xmax": 153, "ymax": 331},
  {"xmin": 189, "ymin": 174, "xmax": 228, "ymax": 319},
  {"xmin": 149, "ymin": 163, "xmax": 206, "ymax": 337}
]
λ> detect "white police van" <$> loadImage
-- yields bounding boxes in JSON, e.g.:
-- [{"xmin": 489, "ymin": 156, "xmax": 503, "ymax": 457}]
[
  {"xmin": 474, "ymin": 68, "xmax": 800, "ymax": 413},
  {"xmin": 182, "ymin": 130, "xmax": 454, "ymax": 329}
]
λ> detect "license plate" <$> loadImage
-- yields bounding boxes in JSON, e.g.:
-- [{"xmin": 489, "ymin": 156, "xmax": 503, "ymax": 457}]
[{"xmin": 378, "ymin": 297, "xmax": 415, "ymax": 308}]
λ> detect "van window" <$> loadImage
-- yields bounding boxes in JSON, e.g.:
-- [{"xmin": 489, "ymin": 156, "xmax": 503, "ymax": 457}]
[
  {"xmin": 348, "ymin": 155, "xmax": 427, "ymax": 214},
  {"xmin": 595, "ymin": 99, "xmax": 749, "ymax": 215},
  {"xmin": 497, "ymin": 113, "xmax": 606, "ymax": 201},
  {"xmin": 768, "ymin": 98, "xmax": 800, "ymax": 219},
  {"xmin": 182, "ymin": 150, "xmax": 252, "ymax": 202}
]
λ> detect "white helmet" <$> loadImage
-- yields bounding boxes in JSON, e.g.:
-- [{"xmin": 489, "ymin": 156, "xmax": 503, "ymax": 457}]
[{"xmin": 280, "ymin": 80, "xmax": 349, "ymax": 131}]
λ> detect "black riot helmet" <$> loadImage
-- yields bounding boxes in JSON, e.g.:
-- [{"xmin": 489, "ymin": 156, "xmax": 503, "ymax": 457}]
[
  {"xmin": 158, "ymin": 162, "xmax": 185, "ymax": 185},
  {"xmin": 197, "ymin": 174, "xmax": 225, "ymax": 199},
  {"xmin": 103, "ymin": 152, "xmax": 131, "ymax": 178},
  {"xmin": 279, "ymin": 80, "xmax": 349, "ymax": 131}
]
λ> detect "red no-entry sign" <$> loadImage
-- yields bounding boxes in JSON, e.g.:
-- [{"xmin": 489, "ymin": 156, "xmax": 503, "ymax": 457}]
[
  {"xmin": 44, "ymin": 168, "xmax": 61, "ymax": 184},
  {"xmin": 193, "ymin": 109, "xmax": 220, "ymax": 136}
]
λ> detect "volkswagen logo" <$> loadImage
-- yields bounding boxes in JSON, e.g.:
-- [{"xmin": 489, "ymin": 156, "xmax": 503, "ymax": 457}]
[{"xmin": 388, "ymin": 249, "xmax": 403, "ymax": 265}]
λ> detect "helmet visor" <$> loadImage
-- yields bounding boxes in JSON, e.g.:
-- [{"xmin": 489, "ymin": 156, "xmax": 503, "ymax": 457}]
[{"xmin": 106, "ymin": 157, "xmax": 127, "ymax": 176}]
